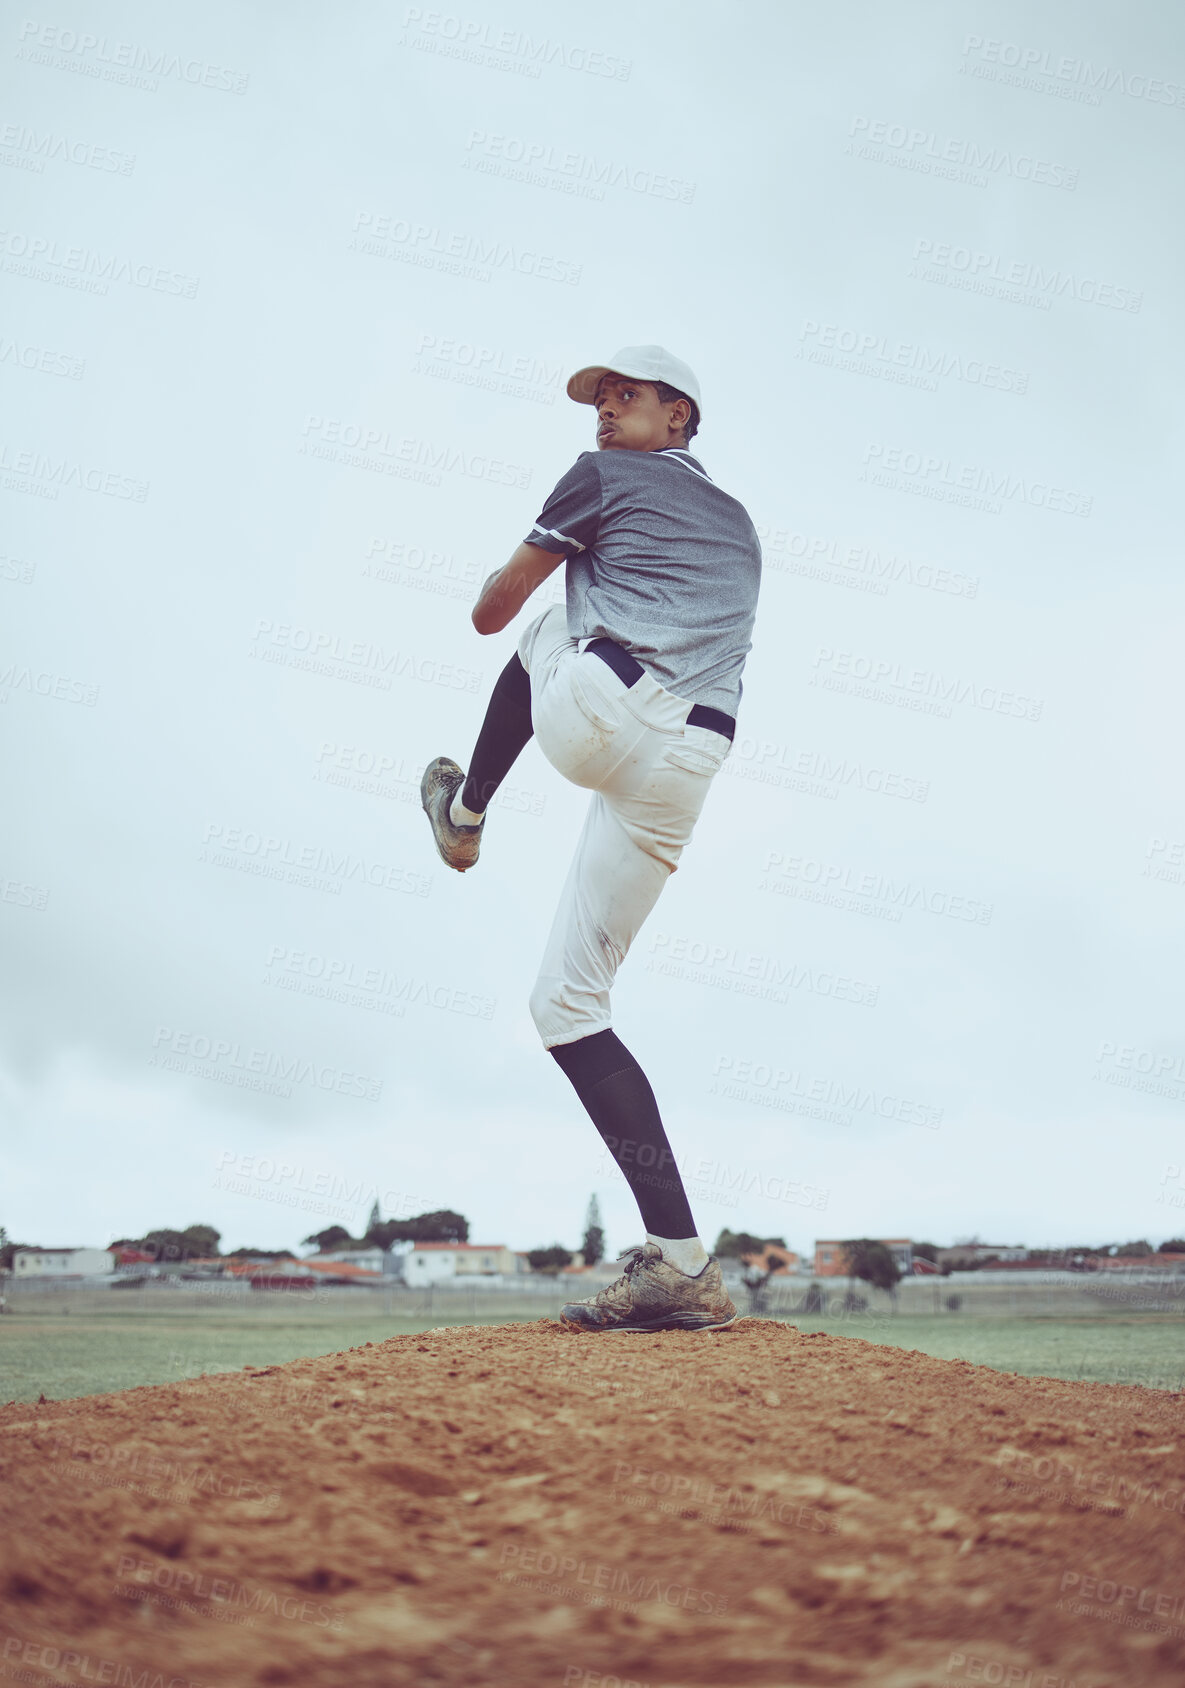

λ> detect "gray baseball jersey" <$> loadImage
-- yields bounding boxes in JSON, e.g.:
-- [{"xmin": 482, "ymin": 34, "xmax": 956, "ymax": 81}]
[{"xmin": 523, "ymin": 446, "xmax": 762, "ymax": 715}]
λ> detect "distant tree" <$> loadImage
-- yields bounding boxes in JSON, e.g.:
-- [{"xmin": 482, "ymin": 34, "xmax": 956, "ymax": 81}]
[
  {"xmin": 152, "ymin": 1230, "xmax": 192, "ymax": 1263},
  {"xmin": 303, "ymin": 1225, "xmax": 354, "ymax": 1252},
  {"xmin": 364, "ymin": 1214, "xmax": 471, "ymax": 1250},
  {"xmin": 381, "ymin": 1210, "xmax": 469, "ymax": 1245},
  {"xmin": 226, "ymin": 1247, "xmax": 290, "ymax": 1259},
  {"xmin": 841, "ymin": 1239, "xmax": 901, "ymax": 1294},
  {"xmin": 527, "ymin": 1244, "xmax": 573, "ymax": 1273},
  {"xmin": 111, "ymin": 1226, "xmax": 220, "ymax": 1263},
  {"xmin": 182, "ymin": 1225, "xmax": 220, "ymax": 1258},
  {"xmin": 139, "ymin": 1230, "xmax": 187, "ymax": 1264},
  {"xmin": 367, "ymin": 1198, "xmax": 381, "ymax": 1234},
  {"xmin": 581, "ymin": 1195, "xmax": 605, "ymax": 1267},
  {"xmin": 713, "ymin": 1229, "xmax": 787, "ymax": 1259},
  {"xmin": 365, "ymin": 1221, "xmax": 405, "ymax": 1251},
  {"xmin": 0, "ymin": 1231, "xmax": 24, "ymax": 1273},
  {"xmin": 423, "ymin": 1209, "xmax": 469, "ymax": 1244},
  {"xmin": 1111, "ymin": 1239, "xmax": 1153, "ymax": 1257},
  {"xmin": 912, "ymin": 1241, "xmax": 940, "ymax": 1263},
  {"xmin": 1158, "ymin": 1239, "xmax": 1185, "ymax": 1253}
]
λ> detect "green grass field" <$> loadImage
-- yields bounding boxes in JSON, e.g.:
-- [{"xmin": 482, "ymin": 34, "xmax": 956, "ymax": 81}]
[
  {"xmin": 1, "ymin": 1304, "xmax": 1182, "ymax": 1403},
  {"xmin": 0, "ymin": 1309, "xmax": 521, "ymax": 1404},
  {"xmin": 789, "ymin": 1313, "xmax": 1185, "ymax": 1390}
]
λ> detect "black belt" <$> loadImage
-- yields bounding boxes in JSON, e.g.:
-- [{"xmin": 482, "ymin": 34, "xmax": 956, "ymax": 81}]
[{"xmin": 585, "ymin": 638, "xmax": 736, "ymax": 742}]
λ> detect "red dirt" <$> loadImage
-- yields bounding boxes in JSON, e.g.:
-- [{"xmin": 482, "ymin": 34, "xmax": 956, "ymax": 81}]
[{"xmin": 1, "ymin": 1319, "xmax": 1183, "ymax": 1687}]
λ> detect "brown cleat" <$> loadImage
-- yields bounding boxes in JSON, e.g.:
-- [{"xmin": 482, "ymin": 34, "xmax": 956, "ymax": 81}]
[
  {"xmin": 420, "ymin": 756, "xmax": 485, "ymax": 872},
  {"xmin": 560, "ymin": 1243, "xmax": 738, "ymax": 1333}
]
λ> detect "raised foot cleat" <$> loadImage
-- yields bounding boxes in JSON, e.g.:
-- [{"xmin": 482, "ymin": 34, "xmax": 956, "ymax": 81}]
[
  {"xmin": 560, "ymin": 1243, "xmax": 738, "ymax": 1333},
  {"xmin": 420, "ymin": 756, "xmax": 485, "ymax": 872}
]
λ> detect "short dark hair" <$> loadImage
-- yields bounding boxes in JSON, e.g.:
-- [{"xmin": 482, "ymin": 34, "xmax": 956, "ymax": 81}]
[{"xmin": 652, "ymin": 381, "xmax": 700, "ymax": 442}]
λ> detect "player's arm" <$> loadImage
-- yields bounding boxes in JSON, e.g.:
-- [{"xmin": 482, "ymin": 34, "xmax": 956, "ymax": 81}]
[
  {"xmin": 472, "ymin": 455, "xmax": 598, "ymax": 634},
  {"xmin": 471, "ymin": 541, "xmax": 565, "ymax": 635}
]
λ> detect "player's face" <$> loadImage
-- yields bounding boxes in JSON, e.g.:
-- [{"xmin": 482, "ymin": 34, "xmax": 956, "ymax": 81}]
[{"xmin": 593, "ymin": 376, "xmax": 686, "ymax": 452}]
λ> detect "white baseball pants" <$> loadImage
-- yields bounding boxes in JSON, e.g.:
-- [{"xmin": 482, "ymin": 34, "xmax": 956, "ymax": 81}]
[{"xmin": 516, "ymin": 604, "xmax": 731, "ymax": 1050}]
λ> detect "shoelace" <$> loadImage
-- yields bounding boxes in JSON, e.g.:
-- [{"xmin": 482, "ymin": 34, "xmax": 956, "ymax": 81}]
[{"xmin": 600, "ymin": 1244, "xmax": 654, "ymax": 1296}]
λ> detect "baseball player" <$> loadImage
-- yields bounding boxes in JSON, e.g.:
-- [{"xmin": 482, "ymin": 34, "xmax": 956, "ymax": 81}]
[{"xmin": 420, "ymin": 346, "xmax": 762, "ymax": 1332}]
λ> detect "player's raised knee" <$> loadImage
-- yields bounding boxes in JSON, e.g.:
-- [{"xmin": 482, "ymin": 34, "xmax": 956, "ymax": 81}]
[{"xmin": 528, "ymin": 978, "xmax": 562, "ymax": 1039}]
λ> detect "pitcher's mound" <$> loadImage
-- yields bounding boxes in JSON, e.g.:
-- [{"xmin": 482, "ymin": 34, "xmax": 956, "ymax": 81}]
[{"xmin": 1, "ymin": 1319, "xmax": 1182, "ymax": 1686}]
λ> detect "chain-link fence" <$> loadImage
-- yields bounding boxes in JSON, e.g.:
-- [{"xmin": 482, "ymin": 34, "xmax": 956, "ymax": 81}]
[
  {"xmin": 5, "ymin": 1269, "xmax": 1184, "ymax": 1324},
  {"xmin": 741, "ymin": 1270, "xmax": 1185, "ymax": 1322}
]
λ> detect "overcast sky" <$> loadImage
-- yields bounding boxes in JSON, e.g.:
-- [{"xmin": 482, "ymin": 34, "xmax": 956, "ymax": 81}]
[{"xmin": 5, "ymin": 0, "xmax": 1184, "ymax": 1263}]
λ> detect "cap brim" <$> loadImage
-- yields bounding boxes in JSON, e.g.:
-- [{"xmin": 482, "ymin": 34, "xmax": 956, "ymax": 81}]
[{"xmin": 566, "ymin": 364, "xmax": 618, "ymax": 405}]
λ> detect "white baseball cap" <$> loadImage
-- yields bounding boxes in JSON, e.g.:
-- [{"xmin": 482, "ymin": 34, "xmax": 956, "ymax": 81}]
[{"xmin": 566, "ymin": 344, "xmax": 702, "ymax": 413}]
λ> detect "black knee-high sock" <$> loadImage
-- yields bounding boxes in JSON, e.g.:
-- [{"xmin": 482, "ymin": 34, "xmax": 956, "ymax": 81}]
[
  {"xmin": 461, "ymin": 653, "xmax": 533, "ymax": 814},
  {"xmin": 549, "ymin": 1029, "xmax": 697, "ymax": 1239}
]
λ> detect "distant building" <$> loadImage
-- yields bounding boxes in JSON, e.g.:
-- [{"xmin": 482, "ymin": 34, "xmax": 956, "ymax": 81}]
[
  {"xmin": 1093, "ymin": 1252, "xmax": 1185, "ymax": 1273},
  {"xmin": 112, "ymin": 1246, "xmax": 156, "ymax": 1267},
  {"xmin": 301, "ymin": 1244, "xmax": 418, "ymax": 1278},
  {"xmin": 938, "ymin": 1244, "xmax": 1028, "ymax": 1269},
  {"xmin": 739, "ymin": 1244, "xmax": 800, "ymax": 1276},
  {"xmin": 813, "ymin": 1239, "xmax": 915, "ymax": 1277},
  {"xmin": 308, "ymin": 1247, "xmax": 392, "ymax": 1273},
  {"xmin": 225, "ymin": 1257, "xmax": 382, "ymax": 1285},
  {"xmin": 299, "ymin": 1259, "xmax": 381, "ymax": 1282},
  {"xmin": 11, "ymin": 1248, "xmax": 115, "ymax": 1278},
  {"xmin": 404, "ymin": 1243, "xmax": 517, "ymax": 1283}
]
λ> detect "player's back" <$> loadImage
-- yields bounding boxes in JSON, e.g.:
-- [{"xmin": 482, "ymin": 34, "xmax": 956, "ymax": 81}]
[{"xmin": 568, "ymin": 446, "xmax": 762, "ymax": 714}]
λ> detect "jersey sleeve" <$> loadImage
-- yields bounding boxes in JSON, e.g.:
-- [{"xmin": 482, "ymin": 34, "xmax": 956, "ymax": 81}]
[{"xmin": 522, "ymin": 453, "xmax": 603, "ymax": 558}]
